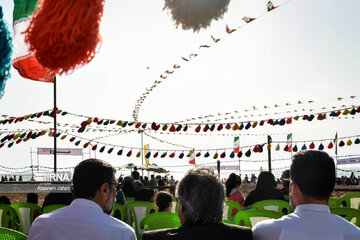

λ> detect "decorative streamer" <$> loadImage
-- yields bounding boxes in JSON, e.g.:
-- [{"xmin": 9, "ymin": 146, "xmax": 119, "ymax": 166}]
[
  {"xmin": 0, "ymin": 6, "xmax": 13, "ymax": 99},
  {"xmin": 25, "ymin": 0, "xmax": 105, "ymax": 75}
]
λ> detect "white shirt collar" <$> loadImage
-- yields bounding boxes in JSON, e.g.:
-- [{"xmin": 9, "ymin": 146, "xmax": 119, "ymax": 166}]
[
  {"xmin": 294, "ymin": 204, "xmax": 330, "ymax": 213},
  {"xmin": 70, "ymin": 198, "xmax": 103, "ymax": 213}
]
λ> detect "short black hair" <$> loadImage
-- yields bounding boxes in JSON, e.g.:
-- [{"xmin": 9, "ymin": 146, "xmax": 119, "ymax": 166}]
[
  {"xmin": 27, "ymin": 193, "xmax": 38, "ymax": 204},
  {"xmin": 256, "ymin": 171, "xmax": 277, "ymax": 189},
  {"xmin": 0, "ymin": 195, "xmax": 11, "ymax": 205},
  {"xmin": 291, "ymin": 150, "xmax": 335, "ymax": 200},
  {"xmin": 225, "ymin": 173, "xmax": 241, "ymax": 197},
  {"xmin": 155, "ymin": 191, "xmax": 173, "ymax": 211},
  {"xmin": 72, "ymin": 159, "xmax": 116, "ymax": 199}
]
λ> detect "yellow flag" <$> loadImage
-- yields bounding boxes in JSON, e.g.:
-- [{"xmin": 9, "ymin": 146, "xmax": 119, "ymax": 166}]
[{"xmin": 144, "ymin": 144, "xmax": 149, "ymax": 164}]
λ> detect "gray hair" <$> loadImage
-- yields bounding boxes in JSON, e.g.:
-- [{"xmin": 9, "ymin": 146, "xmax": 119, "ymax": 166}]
[{"xmin": 177, "ymin": 167, "xmax": 225, "ymax": 225}]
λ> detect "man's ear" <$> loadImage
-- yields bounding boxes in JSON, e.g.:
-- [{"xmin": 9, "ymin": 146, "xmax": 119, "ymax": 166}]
[{"xmin": 98, "ymin": 182, "xmax": 110, "ymax": 197}]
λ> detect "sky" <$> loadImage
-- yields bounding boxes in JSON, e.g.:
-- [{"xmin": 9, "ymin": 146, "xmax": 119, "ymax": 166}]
[{"xmin": 0, "ymin": 0, "xmax": 360, "ymax": 180}]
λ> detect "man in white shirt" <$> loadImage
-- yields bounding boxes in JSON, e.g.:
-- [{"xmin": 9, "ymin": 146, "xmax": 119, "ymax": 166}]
[
  {"xmin": 28, "ymin": 159, "xmax": 136, "ymax": 240},
  {"xmin": 253, "ymin": 150, "xmax": 360, "ymax": 240}
]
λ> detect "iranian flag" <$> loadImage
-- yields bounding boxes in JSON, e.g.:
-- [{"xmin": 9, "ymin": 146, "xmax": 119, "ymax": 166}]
[
  {"xmin": 286, "ymin": 133, "xmax": 292, "ymax": 152},
  {"xmin": 12, "ymin": 0, "xmax": 52, "ymax": 82},
  {"xmin": 234, "ymin": 136, "xmax": 239, "ymax": 153},
  {"xmin": 188, "ymin": 149, "xmax": 195, "ymax": 165}
]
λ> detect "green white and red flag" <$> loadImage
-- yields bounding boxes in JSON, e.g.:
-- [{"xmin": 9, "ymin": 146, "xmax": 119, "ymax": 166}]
[
  {"xmin": 234, "ymin": 136, "xmax": 240, "ymax": 153},
  {"xmin": 286, "ymin": 133, "xmax": 292, "ymax": 152},
  {"xmin": 12, "ymin": 0, "xmax": 53, "ymax": 82},
  {"xmin": 188, "ymin": 149, "xmax": 195, "ymax": 165}
]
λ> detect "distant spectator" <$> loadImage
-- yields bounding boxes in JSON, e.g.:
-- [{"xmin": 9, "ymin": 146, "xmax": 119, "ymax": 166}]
[
  {"xmin": 244, "ymin": 174, "xmax": 249, "ymax": 184},
  {"xmin": 279, "ymin": 170, "xmax": 290, "ymax": 196},
  {"xmin": 1, "ymin": 176, "xmax": 4, "ymax": 182},
  {"xmin": 225, "ymin": 173, "xmax": 245, "ymax": 217},
  {"xmin": 131, "ymin": 167, "xmax": 140, "ymax": 182},
  {"xmin": 155, "ymin": 191, "xmax": 173, "ymax": 212},
  {"xmin": 157, "ymin": 176, "xmax": 165, "ymax": 191},
  {"xmin": 122, "ymin": 176, "xmax": 137, "ymax": 198},
  {"xmin": 27, "ymin": 193, "xmax": 39, "ymax": 204},
  {"xmin": 250, "ymin": 174, "xmax": 257, "ymax": 183},
  {"xmin": 4, "ymin": 175, "xmax": 8, "ymax": 181},
  {"xmin": 42, "ymin": 192, "xmax": 73, "ymax": 208},
  {"xmin": 0, "ymin": 195, "xmax": 11, "ymax": 205},
  {"xmin": 244, "ymin": 171, "xmax": 285, "ymax": 208},
  {"xmin": 143, "ymin": 176, "xmax": 150, "ymax": 186},
  {"xmin": 116, "ymin": 189, "xmax": 126, "ymax": 206},
  {"xmin": 149, "ymin": 175, "xmax": 157, "ymax": 186},
  {"xmin": 13, "ymin": 175, "xmax": 17, "ymax": 181},
  {"xmin": 19, "ymin": 175, "xmax": 23, "ymax": 181},
  {"xmin": 169, "ymin": 176, "xmax": 176, "ymax": 196},
  {"xmin": 135, "ymin": 188, "xmax": 155, "ymax": 202}
]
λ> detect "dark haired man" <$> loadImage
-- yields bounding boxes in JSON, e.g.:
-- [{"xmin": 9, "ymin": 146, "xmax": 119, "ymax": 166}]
[
  {"xmin": 143, "ymin": 167, "xmax": 253, "ymax": 240},
  {"xmin": 253, "ymin": 150, "xmax": 360, "ymax": 240},
  {"xmin": 28, "ymin": 159, "xmax": 135, "ymax": 240}
]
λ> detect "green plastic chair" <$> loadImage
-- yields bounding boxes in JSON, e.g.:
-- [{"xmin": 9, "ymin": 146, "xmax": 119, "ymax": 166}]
[
  {"xmin": 250, "ymin": 200, "xmax": 291, "ymax": 215},
  {"xmin": 283, "ymin": 195, "xmax": 290, "ymax": 201},
  {"xmin": 234, "ymin": 209, "xmax": 283, "ymax": 228},
  {"xmin": 140, "ymin": 212, "xmax": 181, "ymax": 231},
  {"xmin": 223, "ymin": 200, "xmax": 243, "ymax": 222},
  {"xmin": 0, "ymin": 205, "xmax": 18, "ymax": 230},
  {"xmin": 125, "ymin": 201, "xmax": 158, "ymax": 239},
  {"xmin": 112, "ymin": 203, "xmax": 126, "ymax": 222},
  {"xmin": 336, "ymin": 193, "xmax": 360, "ymax": 210},
  {"xmin": 0, "ymin": 227, "xmax": 27, "ymax": 240},
  {"xmin": 125, "ymin": 197, "xmax": 135, "ymax": 203},
  {"xmin": 328, "ymin": 198, "xmax": 337, "ymax": 208},
  {"xmin": 10, "ymin": 203, "xmax": 42, "ymax": 235},
  {"xmin": 330, "ymin": 207, "xmax": 360, "ymax": 227},
  {"xmin": 42, "ymin": 204, "xmax": 67, "ymax": 213},
  {"xmin": 170, "ymin": 197, "xmax": 178, "ymax": 214}
]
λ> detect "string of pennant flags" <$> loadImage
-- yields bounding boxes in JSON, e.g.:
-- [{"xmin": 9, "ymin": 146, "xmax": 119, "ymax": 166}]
[{"xmin": 132, "ymin": 1, "xmax": 291, "ymax": 121}]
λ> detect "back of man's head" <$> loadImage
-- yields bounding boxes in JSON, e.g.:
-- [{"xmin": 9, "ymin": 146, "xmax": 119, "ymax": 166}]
[
  {"xmin": 291, "ymin": 150, "xmax": 335, "ymax": 200},
  {"xmin": 177, "ymin": 167, "xmax": 224, "ymax": 225},
  {"xmin": 73, "ymin": 159, "xmax": 115, "ymax": 199}
]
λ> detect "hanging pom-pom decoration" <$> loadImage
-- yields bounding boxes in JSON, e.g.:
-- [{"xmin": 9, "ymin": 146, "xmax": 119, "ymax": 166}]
[
  {"xmin": 196, "ymin": 152, "xmax": 201, "ymax": 157},
  {"xmin": 75, "ymin": 140, "xmax": 81, "ymax": 146},
  {"xmin": 275, "ymin": 144, "xmax": 280, "ymax": 151},
  {"xmin": 108, "ymin": 147, "xmax": 114, "ymax": 154},
  {"xmin": 169, "ymin": 152, "xmax": 176, "ymax": 158},
  {"xmin": 213, "ymin": 152, "xmax": 218, "ymax": 159},
  {"xmin": 229, "ymin": 151, "xmax": 235, "ymax": 158},
  {"xmin": 245, "ymin": 122, "xmax": 251, "ymax": 130},
  {"xmin": 83, "ymin": 142, "xmax": 90, "ymax": 149},
  {"xmin": 220, "ymin": 151, "xmax": 226, "ymax": 158},
  {"xmin": 136, "ymin": 151, "xmax": 141, "ymax": 158},
  {"xmin": 259, "ymin": 120, "xmax": 265, "ymax": 126},
  {"xmin": 217, "ymin": 124, "xmax": 223, "ymax": 131},
  {"xmin": 0, "ymin": 6, "xmax": 13, "ymax": 100},
  {"xmin": 309, "ymin": 142, "xmax": 315, "ymax": 149},
  {"xmin": 92, "ymin": 144, "xmax": 97, "ymax": 151},
  {"xmin": 225, "ymin": 123, "xmax": 231, "ymax": 130},
  {"xmin": 346, "ymin": 139, "xmax": 352, "ymax": 146},
  {"xmin": 245, "ymin": 149, "xmax": 251, "ymax": 157},
  {"xmin": 252, "ymin": 121, "xmax": 258, "ymax": 128},
  {"xmin": 237, "ymin": 151, "xmax": 243, "ymax": 158},
  {"xmin": 127, "ymin": 149, "xmax": 132, "ymax": 157},
  {"xmin": 176, "ymin": 124, "xmax": 182, "ymax": 131},
  {"xmin": 195, "ymin": 125, "xmax": 201, "ymax": 132},
  {"xmin": 178, "ymin": 152, "xmax": 184, "ymax": 159},
  {"xmin": 339, "ymin": 140, "xmax": 345, "ymax": 147},
  {"xmin": 283, "ymin": 145, "xmax": 289, "ymax": 152},
  {"xmin": 145, "ymin": 152, "xmax": 151, "ymax": 159},
  {"xmin": 161, "ymin": 152, "xmax": 167, "ymax": 158},
  {"xmin": 169, "ymin": 124, "xmax": 176, "ymax": 132},
  {"xmin": 292, "ymin": 145, "xmax": 298, "ymax": 152},
  {"xmin": 117, "ymin": 149, "xmax": 123, "ymax": 155},
  {"xmin": 210, "ymin": 124, "xmax": 216, "ymax": 131},
  {"xmin": 318, "ymin": 143, "xmax": 324, "ymax": 150},
  {"xmin": 24, "ymin": 0, "xmax": 106, "ymax": 75},
  {"xmin": 183, "ymin": 125, "xmax": 188, "ymax": 132},
  {"xmin": 355, "ymin": 138, "xmax": 360, "ymax": 144},
  {"xmin": 204, "ymin": 151, "xmax": 210, "ymax": 158},
  {"xmin": 203, "ymin": 124, "xmax": 210, "ymax": 132},
  {"xmin": 162, "ymin": 124, "xmax": 168, "ymax": 131},
  {"xmin": 153, "ymin": 152, "xmax": 159, "ymax": 158},
  {"xmin": 327, "ymin": 141, "xmax": 333, "ymax": 149},
  {"xmin": 163, "ymin": 0, "xmax": 230, "ymax": 32},
  {"xmin": 232, "ymin": 123, "xmax": 239, "ymax": 130},
  {"xmin": 301, "ymin": 144, "xmax": 307, "ymax": 150},
  {"xmin": 99, "ymin": 146, "xmax": 105, "ymax": 153}
]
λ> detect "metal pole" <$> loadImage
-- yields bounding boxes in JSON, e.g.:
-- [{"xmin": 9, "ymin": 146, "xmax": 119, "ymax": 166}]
[
  {"xmin": 238, "ymin": 137, "xmax": 241, "ymax": 176},
  {"xmin": 30, "ymin": 147, "xmax": 34, "ymax": 180},
  {"xmin": 53, "ymin": 76, "xmax": 57, "ymax": 173},
  {"xmin": 141, "ymin": 131, "xmax": 144, "ymax": 177},
  {"xmin": 267, "ymin": 135, "xmax": 272, "ymax": 172}
]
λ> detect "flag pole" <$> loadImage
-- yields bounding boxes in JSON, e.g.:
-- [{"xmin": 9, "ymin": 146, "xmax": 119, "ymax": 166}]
[
  {"xmin": 53, "ymin": 75, "xmax": 57, "ymax": 173},
  {"xmin": 238, "ymin": 136, "xmax": 241, "ymax": 176},
  {"xmin": 267, "ymin": 135, "xmax": 272, "ymax": 172}
]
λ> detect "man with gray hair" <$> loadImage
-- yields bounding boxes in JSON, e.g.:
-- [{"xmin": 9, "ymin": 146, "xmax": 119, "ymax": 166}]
[{"xmin": 143, "ymin": 167, "xmax": 253, "ymax": 240}]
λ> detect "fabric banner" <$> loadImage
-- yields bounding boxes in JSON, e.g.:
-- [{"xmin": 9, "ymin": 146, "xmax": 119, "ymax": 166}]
[
  {"xmin": 208, "ymin": 165, "xmax": 240, "ymax": 170},
  {"xmin": 37, "ymin": 148, "xmax": 83, "ymax": 156},
  {"xmin": 234, "ymin": 136, "xmax": 239, "ymax": 153},
  {"xmin": 144, "ymin": 144, "xmax": 149, "ymax": 164},
  {"xmin": 12, "ymin": 0, "xmax": 53, "ymax": 82},
  {"xmin": 337, "ymin": 157, "xmax": 360, "ymax": 165},
  {"xmin": 188, "ymin": 149, "xmax": 195, "ymax": 164}
]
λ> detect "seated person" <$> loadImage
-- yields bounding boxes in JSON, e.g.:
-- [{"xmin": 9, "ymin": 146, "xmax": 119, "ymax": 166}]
[
  {"xmin": 0, "ymin": 195, "xmax": 11, "ymax": 205},
  {"xmin": 142, "ymin": 167, "xmax": 253, "ymax": 240},
  {"xmin": 27, "ymin": 193, "xmax": 39, "ymax": 204},
  {"xmin": 244, "ymin": 171, "xmax": 285, "ymax": 208},
  {"xmin": 279, "ymin": 170, "xmax": 290, "ymax": 196},
  {"xmin": 225, "ymin": 173, "xmax": 245, "ymax": 216},
  {"xmin": 155, "ymin": 191, "xmax": 173, "ymax": 212},
  {"xmin": 135, "ymin": 188, "xmax": 155, "ymax": 202},
  {"xmin": 42, "ymin": 192, "xmax": 73, "ymax": 207},
  {"xmin": 122, "ymin": 176, "xmax": 138, "ymax": 198}
]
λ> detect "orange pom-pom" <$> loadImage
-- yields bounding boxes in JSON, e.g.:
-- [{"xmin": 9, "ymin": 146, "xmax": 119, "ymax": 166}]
[{"xmin": 25, "ymin": 0, "xmax": 105, "ymax": 75}]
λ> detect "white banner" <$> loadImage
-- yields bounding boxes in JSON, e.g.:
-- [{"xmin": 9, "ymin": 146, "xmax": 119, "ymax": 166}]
[
  {"xmin": 37, "ymin": 148, "xmax": 83, "ymax": 156},
  {"xmin": 208, "ymin": 165, "xmax": 240, "ymax": 170},
  {"xmin": 337, "ymin": 157, "xmax": 360, "ymax": 165}
]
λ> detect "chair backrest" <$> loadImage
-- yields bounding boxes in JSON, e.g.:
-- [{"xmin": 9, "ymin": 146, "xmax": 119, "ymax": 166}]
[
  {"xmin": 112, "ymin": 203, "xmax": 126, "ymax": 222},
  {"xmin": 170, "ymin": 197, "xmax": 178, "ymax": 213},
  {"xmin": 125, "ymin": 201, "xmax": 158, "ymax": 238},
  {"xmin": 10, "ymin": 203, "xmax": 42, "ymax": 234},
  {"xmin": 0, "ymin": 205, "xmax": 18, "ymax": 230},
  {"xmin": 42, "ymin": 204, "xmax": 67, "ymax": 213},
  {"xmin": 250, "ymin": 200, "xmax": 291, "ymax": 215},
  {"xmin": 140, "ymin": 212, "xmax": 181, "ymax": 231},
  {"xmin": 330, "ymin": 207, "xmax": 360, "ymax": 227},
  {"xmin": 0, "ymin": 227, "xmax": 27, "ymax": 240},
  {"xmin": 125, "ymin": 197, "xmax": 135, "ymax": 203},
  {"xmin": 328, "ymin": 197, "xmax": 337, "ymax": 208},
  {"xmin": 234, "ymin": 209, "xmax": 283, "ymax": 228},
  {"xmin": 283, "ymin": 195, "xmax": 289, "ymax": 201},
  {"xmin": 223, "ymin": 200, "xmax": 243, "ymax": 222},
  {"xmin": 336, "ymin": 193, "xmax": 360, "ymax": 210}
]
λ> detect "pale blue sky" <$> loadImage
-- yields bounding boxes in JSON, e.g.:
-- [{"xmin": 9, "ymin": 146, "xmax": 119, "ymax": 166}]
[{"xmin": 0, "ymin": 0, "xmax": 359, "ymax": 179}]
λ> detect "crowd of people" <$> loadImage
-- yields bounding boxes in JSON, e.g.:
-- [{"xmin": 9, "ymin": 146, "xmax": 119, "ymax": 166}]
[
  {"xmin": 336, "ymin": 173, "xmax": 360, "ymax": 185},
  {"xmin": 1, "ymin": 175, "xmax": 23, "ymax": 181},
  {"xmin": 0, "ymin": 150, "xmax": 359, "ymax": 239}
]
